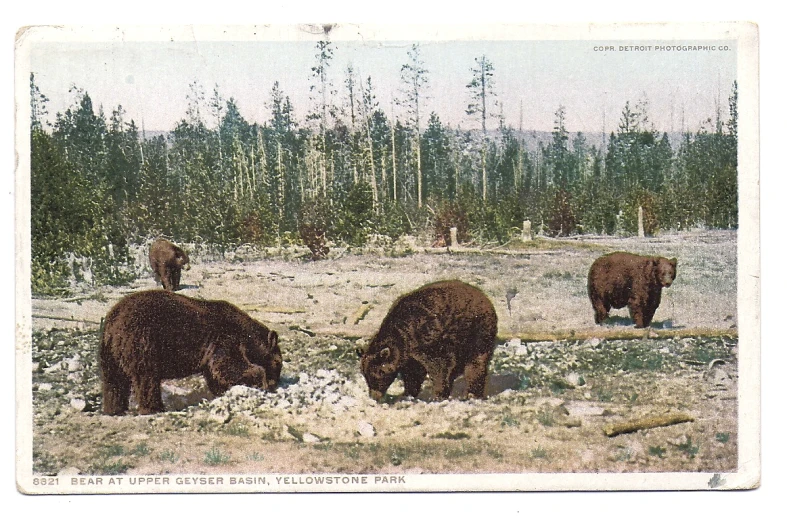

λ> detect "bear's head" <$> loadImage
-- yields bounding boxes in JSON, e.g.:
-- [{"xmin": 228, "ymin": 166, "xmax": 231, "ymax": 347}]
[
  {"xmin": 656, "ymin": 257, "xmax": 677, "ymax": 287},
  {"xmin": 245, "ymin": 328, "xmax": 282, "ymax": 391},
  {"xmin": 358, "ymin": 336, "xmax": 401, "ymax": 401},
  {"xmin": 175, "ymin": 248, "xmax": 191, "ymax": 271}
]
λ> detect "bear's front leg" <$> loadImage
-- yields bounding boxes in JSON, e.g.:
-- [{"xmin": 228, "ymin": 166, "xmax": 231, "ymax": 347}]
[{"xmin": 400, "ymin": 359, "xmax": 427, "ymax": 398}]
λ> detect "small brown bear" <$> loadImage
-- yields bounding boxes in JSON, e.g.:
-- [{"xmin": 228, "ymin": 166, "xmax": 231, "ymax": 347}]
[
  {"xmin": 100, "ymin": 290, "xmax": 282, "ymax": 415},
  {"xmin": 358, "ymin": 280, "xmax": 498, "ymax": 401},
  {"xmin": 587, "ymin": 252, "xmax": 677, "ymax": 328},
  {"xmin": 149, "ymin": 238, "xmax": 190, "ymax": 291}
]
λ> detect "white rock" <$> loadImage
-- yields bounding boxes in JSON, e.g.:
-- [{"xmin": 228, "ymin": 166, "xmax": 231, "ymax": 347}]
[
  {"xmin": 32, "ymin": 362, "xmax": 39, "ymax": 372},
  {"xmin": 564, "ymin": 402, "xmax": 605, "ymax": 417},
  {"xmin": 589, "ymin": 338, "xmax": 602, "ymax": 347},
  {"xmin": 38, "ymin": 383, "xmax": 52, "ymax": 392},
  {"xmin": 357, "ymin": 421, "xmax": 375, "ymax": 438},
  {"xmin": 58, "ymin": 467, "xmax": 81, "ymax": 476},
  {"xmin": 67, "ymin": 356, "xmax": 82, "ymax": 372},
  {"xmin": 565, "ymin": 373, "xmax": 582, "ymax": 386},
  {"xmin": 70, "ymin": 398, "xmax": 86, "ymax": 411},
  {"xmin": 44, "ymin": 363, "xmax": 63, "ymax": 374},
  {"xmin": 302, "ymin": 433, "xmax": 321, "ymax": 443},
  {"xmin": 506, "ymin": 338, "xmax": 522, "ymax": 348}
]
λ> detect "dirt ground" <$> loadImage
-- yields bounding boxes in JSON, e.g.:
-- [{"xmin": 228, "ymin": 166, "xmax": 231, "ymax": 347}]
[{"xmin": 27, "ymin": 230, "xmax": 739, "ymax": 476}]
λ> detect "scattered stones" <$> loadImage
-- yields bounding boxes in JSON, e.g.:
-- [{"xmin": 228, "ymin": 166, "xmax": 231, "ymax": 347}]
[{"xmin": 57, "ymin": 467, "xmax": 81, "ymax": 476}]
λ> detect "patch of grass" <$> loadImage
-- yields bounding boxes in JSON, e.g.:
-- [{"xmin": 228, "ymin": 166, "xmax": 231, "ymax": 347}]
[
  {"xmin": 225, "ymin": 422, "xmax": 250, "ymax": 437},
  {"xmin": 685, "ymin": 341, "xmax": 731, "ymax": 364},
  {"xmin": 715, "ymin": 432, "xmax": 730, "ymax": 444},
  {"xmin": 620, "ymin": 350, "xmax": 664, "ymax": 372},
  {"xmin": 549, "ymin": 378, "xmax": 574, "ymax": 395},
  {"xmin": 648, "ymin": 445, "xmax": 667, "ymax": 459},
  {"xmin": 286, "ymin": 425, "xmax": 304, "ymax": 442},
  {"xmin": 594, "ymin": 388, "xmax": 614, "ymax": 402},
  {"xmin": 159, "ymin": 450, "xmax": 178, "ymax": 463},
  {"xmin": 98, "ymin": 444, "xmax": 125, "ymax": 457},
  {"xmin": 501, "ymin": 414, "xmax": 520, "ymax": 427},
  {"xmin": 625, "ymin": 392, "xmax": 639, "ymax": 403},
  {"xmin": 542, "ymin": 270, "xmax": 574, "ymax": 280},
  {"xmin": 434, "ymin": 431, "xmax": 471, "ymax": 440},
  {"xmin": 531, "ymin": 446, "xmax": 548, "ymax": 459},
  {"xmin": 88, "ymin": 458, "xmax": 132, "ymax": 475},
  {"xmin": 130, "ymin": 442, "xmax": 150, "ymax": 456},
  {"xmin": 246, "ymin": 452, "xmax": 264, "ymax": 462},
  {"xmin": 677, "ymin": 437, "xmax": 700, "ymax": 459},
  {"xmin": 389, "ymin": 446, "xmax": 407, "ymax": 466},
  {"xmin": 536, "ymin": 409, "xmax": 554, "ymax": 427},
  {"xmin": 204, "ymin": 447, "xmax": 231, "ymax": 466},
  {"xmin": 88, "ymin": 444, "xmax": 133, "ymax": 474},
  {"xmin": 614, "ymin": 446, "xmax": 633, "ymax": 462},
  {"xmin": 32, "ymin": 450, "xmax": 61, "ymax": 475}
]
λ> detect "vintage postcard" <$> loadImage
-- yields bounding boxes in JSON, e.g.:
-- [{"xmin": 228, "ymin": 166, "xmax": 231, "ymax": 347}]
[{"xmin": 15, "ymin": 23, "xmax": 759, "ymax": 494}]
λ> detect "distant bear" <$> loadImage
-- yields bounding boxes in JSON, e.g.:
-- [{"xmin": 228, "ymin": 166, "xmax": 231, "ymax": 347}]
[
  {"xmin": 100, "ymin": 290, "xmax": 282, "ymax": 415},
  {"xmin": 149, "ymin": 238, "xmax": 190, "ymax": 291},
  {"xmin": 358, "ymin": 280, "xmax": 498, "ymax": 401},
  {"xmin": 588, "ymin": 252, "xmax": 677, "ymax": 328}
]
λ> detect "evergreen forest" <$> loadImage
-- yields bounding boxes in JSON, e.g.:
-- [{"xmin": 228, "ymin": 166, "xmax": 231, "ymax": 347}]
[{"xmin": 29, "ymin": 42, "xmax": 738, "ymax": 294}]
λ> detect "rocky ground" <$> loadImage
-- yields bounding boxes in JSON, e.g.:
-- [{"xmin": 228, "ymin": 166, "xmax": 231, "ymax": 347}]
[{"xmin": 26, "ymin": 230, "xmax": 740, "ymax": 475}]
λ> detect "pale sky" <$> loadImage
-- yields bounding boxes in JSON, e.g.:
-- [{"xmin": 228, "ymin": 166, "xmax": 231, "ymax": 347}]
[{"xmin": 29, "ymin": 37, "xmax": 737, "ymax": 134}]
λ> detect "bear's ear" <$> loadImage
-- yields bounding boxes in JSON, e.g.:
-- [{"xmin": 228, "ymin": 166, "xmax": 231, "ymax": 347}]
[
  {"xmin": 268, "ymin": 330, "xmax": 279, "ymax": 350},
  {"xmin": 379, "ymin": 347, "xmax": 391, "ymax": 360},
  {"xmin": 670, "ymin": 257, "xmax": 677, "ymax": 267}
]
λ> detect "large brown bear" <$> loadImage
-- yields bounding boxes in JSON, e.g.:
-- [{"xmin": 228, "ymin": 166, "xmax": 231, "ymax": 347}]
[
  {"xmin": 587, "ymin": 252, "xmax": 677, "ymax": 328},
  {"xmin": 149, "ymin": 239, "xmax": 190, "ymax": 291},
  {"xmin": 358, "ymin": 280, "xmax": 498, "ymax": 401},
  {"xmin": 100, "ymin": 290, "xmax": 282, "ymax": 415}
]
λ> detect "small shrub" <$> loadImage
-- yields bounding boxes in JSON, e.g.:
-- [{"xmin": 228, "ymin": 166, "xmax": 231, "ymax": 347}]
[
  {"xmin": 715, "ymin": 432, "xmax": 730, "ymax": 444},
  {"xmin": 648, "ymin": 445, "xmax": 667, "ymax": 458},
  {"xmin": 204, "ymin": 447, "xmax": 231, "ymax": 466},
  {"xmin": 677, "ymin": 437, "xmax": 700, "ymax": 459}
]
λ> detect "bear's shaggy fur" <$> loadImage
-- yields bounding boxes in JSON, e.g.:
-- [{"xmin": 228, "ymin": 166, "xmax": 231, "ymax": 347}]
[
  {"xmin": 100, "ymin": 290, "xmax": 282, "ymax": 415},
  {"xmin": 358, "ymin": 280, "xmax": 498, "ymax": 401},
  {"xmin": 149, "ymin": 239, "xmax": 190, "ymax": 291},
  {"xmin": 587, "ymin": 252, "xmax": 677, "ymax": 328}
]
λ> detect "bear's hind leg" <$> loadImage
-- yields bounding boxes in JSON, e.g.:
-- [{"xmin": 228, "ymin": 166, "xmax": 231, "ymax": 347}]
[
  {"xmin": 628, "ymin": 300, "xmax": 648, "ymax": 328},
  {"xmin": 423, "ymin": 355, "xmax": 457, "ymax": 400},
  {"xmin": 134, "ymin": 376, "xmax": 165, "ymax": 414},
  {"xmin": 591, "ymin": 298, "xmax": 610, "ymax": 324},
  {"xmin": 101, "ymin": 369, "xmax": 131, "ymax": 415}
]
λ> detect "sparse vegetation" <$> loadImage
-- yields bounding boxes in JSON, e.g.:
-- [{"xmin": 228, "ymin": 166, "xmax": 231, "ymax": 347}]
[
  {"xmin": 204, "ymin": 447, "xmax": 231, "ymax": 466},
  {"xmin": 29, "ymin": 231, "xmax": 738, "ymax": 475}
]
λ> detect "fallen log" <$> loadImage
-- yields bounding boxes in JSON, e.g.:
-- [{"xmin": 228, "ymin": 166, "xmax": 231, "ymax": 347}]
[
  {"xmin": 603, "ymin": 413, "xmax": 695, "ymax": 437},
  {"xmin": 350, "ymin": 304, "xmax": 372, "ymax": 325},
  {"xmin": 32, "ymin": 314, "xmax": 103, "ymax": 325}
]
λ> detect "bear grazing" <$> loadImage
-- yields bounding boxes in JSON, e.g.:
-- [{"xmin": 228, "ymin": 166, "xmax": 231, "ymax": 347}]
[
  {"xmin": 587, "ymin": 252, "xmax": 677, "ymax": 328},
  {"xmin": 149, "ymin": 238, "xmax": 190, "ymax": 291},
  {"xmin": 358, "ymin": 280, "xmax": 498, "ymax": 401},
  {"xmin": 100, "ymin": 290, "xmax": 282, "ymax": 415}
]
